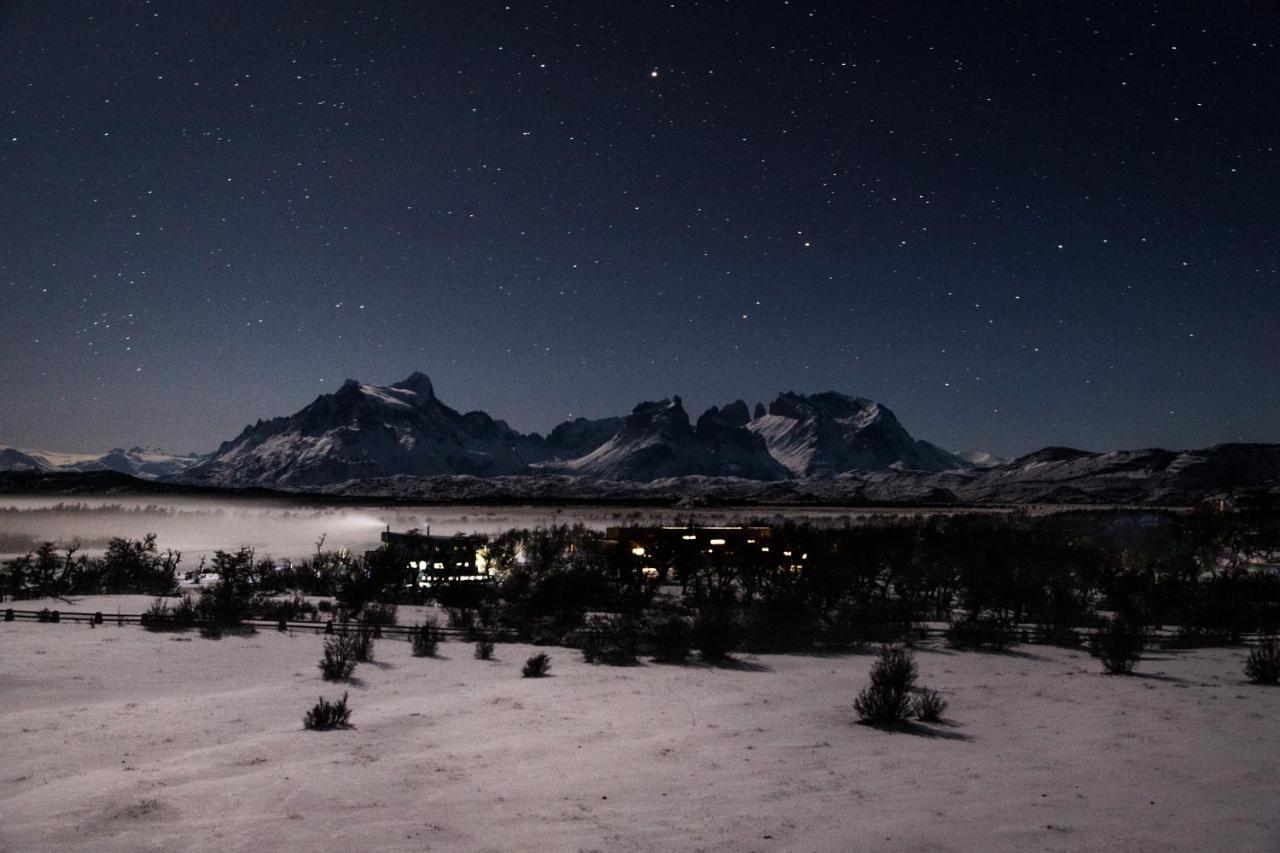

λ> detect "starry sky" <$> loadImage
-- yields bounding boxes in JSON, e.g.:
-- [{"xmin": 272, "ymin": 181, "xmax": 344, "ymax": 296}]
[{"xmin": 1, "ymin": 1, "xmax": 1277, "ymax": 458}]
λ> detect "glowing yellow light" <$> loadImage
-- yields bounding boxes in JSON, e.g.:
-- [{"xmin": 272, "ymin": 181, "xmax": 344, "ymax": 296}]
[
  {"xmin": 632, "ymin": 546, "xmax": 646, "ymax": 557},
  {"xmin": 710, "ymin": 538, "xmax": 726, "ymax": 546}
]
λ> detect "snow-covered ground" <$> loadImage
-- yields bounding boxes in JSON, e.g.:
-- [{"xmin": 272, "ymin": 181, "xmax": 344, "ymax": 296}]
[{"xmin": 2, "ymin": 599, "xmax": 1277, "ymax": 852}]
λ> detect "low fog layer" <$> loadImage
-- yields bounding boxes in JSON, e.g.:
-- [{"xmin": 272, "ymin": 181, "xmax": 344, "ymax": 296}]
[{"xmin": 0, "ymin": 496, "xmax": 906, "ymax": 561}]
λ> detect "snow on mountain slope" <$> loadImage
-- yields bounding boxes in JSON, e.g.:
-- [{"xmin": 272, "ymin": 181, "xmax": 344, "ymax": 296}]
[
  {"xmin": 956, "ymin": 449, "xmax": 1010, "ymax": 469},
  {"xmin": 553, "ymin": 397, "xmax": 790, "ymax": 481},
  {"xmin": 543, "ymin": 416, "xmax": 625, "ymax": 460},
  {"xmin": 955, "ymin": 443, "xmax": 1280, "ymax": 504},
  {"xmin": 747, "ymin": 392, "xmax": 969, "ymax": 476},
  {"xmin": 0, "ymin": 445, "xmax": 198, "ymax": 479},
  {"xmin": 561, "ymin": 398, "xmax": 718, "ymax": 480},
  {"xmin": 0, "ymin": 447, "xmax": 56, "ymax": 473},
  {"xmin": 180, "ymin": 372, "xmax": 547, "ymax": 487}
]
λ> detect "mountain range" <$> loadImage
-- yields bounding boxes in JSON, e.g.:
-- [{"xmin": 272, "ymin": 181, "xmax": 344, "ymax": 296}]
[
  {"xmin": 176, "ymin": 372, "xmax": 971, "ymax": 487},
  {"xmin": 2, "ymin": 371, "xmax": 1278, "ymax": 505},
  {"xmin": 0, "ymin": 445, "xmax": 199, "ymax": 480}
]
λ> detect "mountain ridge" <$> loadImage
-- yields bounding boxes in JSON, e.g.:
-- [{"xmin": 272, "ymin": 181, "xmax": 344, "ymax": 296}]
[
  {"xmin": 3, "ymin": 371, "xmax": 1278, "ymax": 504},
  {"xmin": 177, "ymin": 372, "xmax": 971, "ymax": 487}
]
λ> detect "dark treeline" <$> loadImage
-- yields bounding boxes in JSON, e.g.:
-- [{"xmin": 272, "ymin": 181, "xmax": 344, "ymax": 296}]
[
  {"xmin": 4, "ymin": 496, "xmax": 1278, "ymax": 653},
  {"xmin": 458, "ymin": 500, "xmax": 1280, "ymax": 654}
]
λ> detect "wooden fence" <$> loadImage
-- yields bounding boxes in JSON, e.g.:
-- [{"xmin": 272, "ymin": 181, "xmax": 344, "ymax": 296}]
[
  {"xmin": 2, "ymin": 606, "xmax": 1274, "ymax": 648},
  {"xmin": 0, "ymin": 608, "xmax": 474, "ymax": 640}
]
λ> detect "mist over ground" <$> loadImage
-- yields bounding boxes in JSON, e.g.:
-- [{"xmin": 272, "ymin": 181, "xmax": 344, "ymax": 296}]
[{"xmin": 0, "ymin": 496, "xmax": 926, "ymax": 561}]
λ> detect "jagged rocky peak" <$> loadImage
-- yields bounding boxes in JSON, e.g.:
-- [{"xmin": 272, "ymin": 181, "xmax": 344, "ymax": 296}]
[
  {"xmin": 750, "ymin": 389, "xmax": 966, "ymax": 475},
  {"xmin": 181, "ymin": 370, "xmax": 543, "ymax": 487},
  {"xmin": 768, "ymin": 390, "xmax": 878, "ymax": 421},
  {"xmin": 626, "ymin": 396, "xmax": 694, "ymax": 436},
  {"xmin": 695, "ymin": 399, "xmax": 751, "ymax": 441},
  {"xmin": 175, "ymin": 376, "xmax": 967, "ymax": 487},
  {"xmin": 390, "ymin": 371, "xmax": 435, "ymax": 397},
  {"xmin": 545, "ymin": 415, "xmax": 625, "ymax": 459},
  {"xmin": 753, "ymin": 401, "xmax": 767, "ymax": 420}
]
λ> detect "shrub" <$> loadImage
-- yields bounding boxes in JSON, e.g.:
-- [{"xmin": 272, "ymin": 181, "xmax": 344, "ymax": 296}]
[
  {"xmin": 1092, "ymin": 616, "xmax": 1146, "ymax": 675},
  {"xmin": 317, "ymin": 600, "xmax": 333, "ymax": 613},
  {"xmin": 741, "ymin": 596, "xmax": 812, "ymax": 652},
  {"xmin": 362, "ymin": 602, "xmax": 398, "ymax": 627},
  {"xmin": 522, "ymin": 652, "xmax": 551, "ymax": 677},
  {"xmin": 647, "ymin": 614, "xmax": 693, "ymax": 663},
  {"xmin": 474, "ymin": 636, "xmax": 495, "ymax": 660},
  {"xmin": 196, "ymin": 548, "xmax": 256, "ymax": 626},
  {"xmin": 945, "ymin": 616, "xmax": 1012, "ymax": 651},
  {"xmin": 1033, "ymin": 623, "xmax": 1082, "ymax": 647},
  {"xmin": 1164, "ymin": 625, "xmax": 1236, "ymax": 649},
  {"xmin": 1245, "ymin": 640, "xmax": 1280, "ymax": 685},
  {"xmin": 692, "ymin": 607, "xmax": 738, "ymax": 663},
  {"xmin": 171, "ymin": 595, "xmax": 198, "ymax": 627},
  {"xmin": 142, "ymin": 598, "xmax": 172, "ymax": 630},
  {"xmin": 444, "ymin": 606, "xmax": 477, "ymax": 637},
  {"xmin": 142, "ymin": 596, "xmax": 198, "ymax": 630},
  {"xmin": 254, "ymin": 592, "xmax": 318, "ymax": 623},
  {"xmin": 854, "ymin": 645, "xmax": 918, "ymax": 725},
  {"xmin": 350, "ymin": 625, "xmax": 376, "ymax": 663},
  {"xmin": 914, "ymin": 688, "xmax": 947, "ymax": 722},
  {"xmin": 579, "ymin": 615, "xmax": 638, "ymax": 665},
  {"xmin": 411, "ymin": 618, "xmax": 443, "ymax": 657},
  {"xmin": 319, "ymin": 635, "xmax": 357, "ymax": 681},
  {"xmin": 304, "ymin": 692, "xmax": 351, "ymax": 730}
]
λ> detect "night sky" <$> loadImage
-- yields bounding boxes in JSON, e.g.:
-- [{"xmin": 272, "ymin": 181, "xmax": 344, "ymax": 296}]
[{"xmin": 2, "ymin": 1, "xmax": 1277, "ymax": 458}]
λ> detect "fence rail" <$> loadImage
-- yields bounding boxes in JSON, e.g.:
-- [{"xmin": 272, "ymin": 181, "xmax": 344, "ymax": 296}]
[
  {"xmin": 0, "ymin": 608, "xmax": 475, "ymax": 640},
  {"xmin": 2, "ymin": 606, "xmax": 1275, "ymax": 648}
]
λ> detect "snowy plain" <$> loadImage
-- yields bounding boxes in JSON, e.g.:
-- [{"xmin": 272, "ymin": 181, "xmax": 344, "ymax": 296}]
[{"xmin": 2, "ymin": 597, "xmax": 1277, "ymax": 852}]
